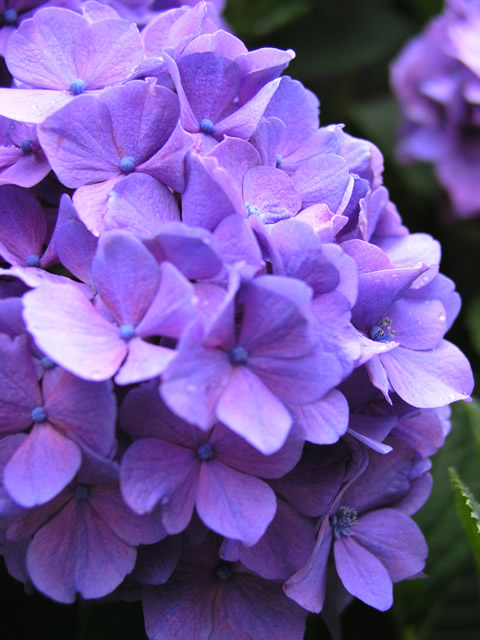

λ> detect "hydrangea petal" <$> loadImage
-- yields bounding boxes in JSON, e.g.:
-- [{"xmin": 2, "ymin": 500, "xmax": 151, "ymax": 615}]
[{"xmin": 4, "ymin": 423, "xmax": 81, "ymax": 507}]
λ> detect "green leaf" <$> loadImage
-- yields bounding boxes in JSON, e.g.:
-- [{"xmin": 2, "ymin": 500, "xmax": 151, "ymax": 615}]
[{"xmin": 448, "ymin": 467, "xmax": 480, "ymax": 576}]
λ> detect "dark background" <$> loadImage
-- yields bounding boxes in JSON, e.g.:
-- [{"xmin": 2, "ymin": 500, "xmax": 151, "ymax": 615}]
[{"xmin": 2, "ymin": 1, "xmax": 480, "ymax": 638}]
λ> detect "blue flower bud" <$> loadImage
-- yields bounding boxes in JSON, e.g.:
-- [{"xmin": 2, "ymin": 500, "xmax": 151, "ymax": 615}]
[
  {"xmin": 70, "ymin": 79, "xmax": 86, "ymax": 95},
  {"xmin": 120, "ymin": 156, "xmax": 136, "ymax": 174}
]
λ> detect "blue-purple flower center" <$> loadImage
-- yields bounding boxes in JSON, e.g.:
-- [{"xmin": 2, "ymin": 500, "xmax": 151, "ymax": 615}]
[
  {"xmin": 75, "ymin": 484, "xmax": 90, "ymax": 500},
  {"xmin": 275, "ymin": 153, "xmax": 282, "ymax": 167},
  {"xmin": 215, "ymin": 562, "xmax": 232, "ymax": 581},
  {"xmin": 120, "ymin": 156, "xmax": 136, "ymax": 174},
  {"xmin": 26, "ymin": 254, "xmax": 40, "ymax": 267},
  {"xmin": 245, "ymin": 202, "xmax": 264, "ymax": 221},
  {"xmin": 199, "ymin": 118, "xmax": 214, "ymax": 134},
  {"xmin": 370, "ymin": 317, "xmax": 395, "ymax": 343},
  {"xmin": 119, "ymin": 324, "xmax": 136, "ymax": 340},
  {"xmin": 197, "ymin": 443, "xmax": 213, "ymax": 461},
  {"xmin": 331, "ymin": 506, "xmax": 358, "ymax": 539},
  {"xmin": 40, "ymin": 356, "xmax": 55, "ymax": 369},
  {"xmin": 3, "ymin": 8, "xmax": 17, "ymax": 24},
  {"xmin": 230, "ymin": 345, "xmax": 248, "ymax": 365},
  {"xmin": 69, "ymin": 79, "xmax": 86, "ymax": 95},
  {"xmin": 31, "ymin": 406, "xmax": 47, "ymax": 423},
  {"xmin": 20, "ymin": 139, "xmax": 34, "ymax": 154}
]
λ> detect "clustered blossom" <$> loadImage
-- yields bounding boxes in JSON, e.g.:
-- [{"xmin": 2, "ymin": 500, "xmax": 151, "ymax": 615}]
[
  {"xmin": 391, "ymin": 0, "xmax": 480, "ymax": 218},
  {"xmin": 0, "ymin": 2, "xmax": 474, "ymax": 639}
]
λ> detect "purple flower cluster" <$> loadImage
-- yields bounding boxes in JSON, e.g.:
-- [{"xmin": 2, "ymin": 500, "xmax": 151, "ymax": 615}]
[
  {"xmin": 391, "ymin": 0, "xmax": 480, "ymax": 218},
  {"xmin": 0, "ymin": 2, "xmax": 474, "ymax": 638}
]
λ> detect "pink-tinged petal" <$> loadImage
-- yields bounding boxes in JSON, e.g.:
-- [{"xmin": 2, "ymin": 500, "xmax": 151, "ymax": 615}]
[
  {"xmin": 6, "ymin": 9, "xmax": 86, "ymax": 89},
  {"xmin": 4, "ymin": 423, "xmax": 81, "ymax": 507},
  {"xmin": 38, "ymin": 95, "xmax": 120, "ymax": 187},
  {"xmin": 92, "ymin": 230, "xmax": 160, "ymax": 325},
  {"xmin": 290, "ymin": 390, "xmax": 349, "ymax": 445},
  {"xmin": 27, "ymin": 498, "xmax": 136, "ymax": 603},
  {"xmin": 22, "ymin": 284, "xmax": 127, "ymax": 381},
  {"xmin": 73, "ymin": 176, "xmax": 123, "ymax": 236},
  {"xmin": 73, "ymin": 19, "xmax": 144, "ymax": 88},
  {"xmin": 0, "ymin": 265, "xmax": 90, "ymax": 291},
  {"xmin": 243, "ymin": 166, "xmax": 301, "ymax": 219},
  {"xmin": 120, "ymin": 438, "xmax": 198, "ymax": 521},
  {"xmin": 292, "ymin": 154, "xmax": 350, "ymax": 211},
  {"xmin": 0, "ymin": 334, "xmax": 42, "ymax": 433},
  {"xmin": 352, "ymin": 509, "xmax": 427, "ymax": 583},
  {"xmin": 161, "ymin": 338, "xmax": 232, "ymax": 430},
  {"xmin": 196, "ymin": 461, "xmax": 276, "ymax": 545},
  {"xmin": 284, "ymin": 523, "xmax": 332, "ymax": 613},
  {"xmin": 115, "ymin": 338, "xmax": 176, "ymax": 385},
  {"xmin": 105, "ymin": 173, "xmax": 180, "ymax": 237},
  {"xmin": 341, "ymin": 237, "xmax": 393, "ymax": 274},
  {"xmin": 334, "ymin": 535, "xmax": 393, "ymax": 611},
  {"xmin": 90, "ymin": 485, "xmax": 167, "ymax": 546},
  {"xmin": 381, "ymin": 341, "xmax": 474, "ymax": 408},
  {"xmin": 43, "ymin": 369, "xmax": 116, "ymax": 457},
  {"xmin": 217, "ymin": 365, "xmax": 292, "ymax": 454},
  {"xmin": 211, "ymin": 422, "xmax": 303, "ymax": 478},
  {"xmin": 0, "ymin": 88, "xmax": 74, "ymax": 123},
  {"xmin": 0, "ymin": 185, "xmax": 46, "ymax": 265},
  {"xmin": 231, "ymin": 499, "xmax": 316, "ymax": 581}
]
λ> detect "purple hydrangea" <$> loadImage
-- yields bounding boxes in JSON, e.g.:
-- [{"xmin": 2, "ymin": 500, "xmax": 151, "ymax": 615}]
[
  {"xmin": 0, "ymin": 1, "xmax": 474, "ymax": 638},
  {"xmin": 391, "ymin": 0, "xmax": 480, "ymax": 217}
]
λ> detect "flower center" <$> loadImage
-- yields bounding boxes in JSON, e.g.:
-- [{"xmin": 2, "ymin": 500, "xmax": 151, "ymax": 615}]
[
  {"xmin": 26, "ymin": 254, "xmax": 40, "ymax": 267},
  {"xmin": 31, "ymin": 406, "xmax": 47, "ymax": 423},
  {"xmin": 216, "ymin": 563, "xmax": 232, "ymax": 581},
  {"xmin": 120, "ymin": 156, "xmax": 136, "ymax": 174},
  {"xmin": 275, "ymin": 153, "xmax": 282, "ymax": 167},
  {"xmin": 230, "ymin": 345, "xmax": 248, "ymax": 365},
  {"xmin": 370, "ymin": 317, "xmax": 395, "ymax": 343},
  {"xmin": 197, "ymin": 443, "xmax": 213, "ymax": 461},
  {"xmin": 199, "ymin": 118, "xmax": 214, "ymax": 134},
  {"xmin": 20, "ymin": 139, "xmax": 33, "ymax": 154},
  {"xmin": 119, "ymin": 324, "xmax": 136, "ymax": 340},
  {"xmin": 69, "ymin": 79, "xmax": 86, "ymax": 95},
  {"xmin": 75, "ymin": 484, "xmax": 90, "ymax": 500},
  {"xmin": 330, "ymin": 506, "xmax": 358, "ymax": 539}
]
